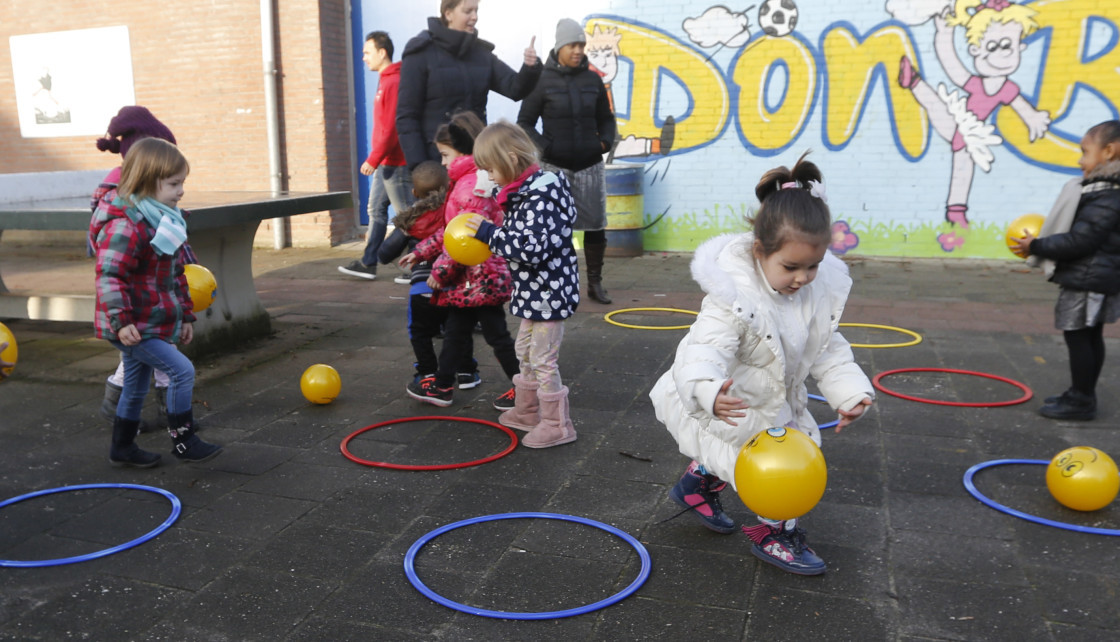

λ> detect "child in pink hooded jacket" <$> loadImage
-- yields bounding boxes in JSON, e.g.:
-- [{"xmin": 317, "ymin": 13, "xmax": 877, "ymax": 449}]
[{"xmin": 403, "ymin": 112, "xmax": 520, "ymax": 409}]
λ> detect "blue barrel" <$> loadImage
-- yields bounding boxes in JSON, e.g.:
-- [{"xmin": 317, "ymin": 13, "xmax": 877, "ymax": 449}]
[{"xmin": 605, "ymin": 163, "xmax": 644, "ymax": 257}]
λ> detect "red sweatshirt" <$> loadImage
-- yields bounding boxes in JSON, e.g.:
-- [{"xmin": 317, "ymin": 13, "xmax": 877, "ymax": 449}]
[{"xmin": 366, "ymin": 62, "xmax": 406, "ymax": 168}]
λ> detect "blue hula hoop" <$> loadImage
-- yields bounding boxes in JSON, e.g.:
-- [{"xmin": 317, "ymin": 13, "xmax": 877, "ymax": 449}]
[
  {"xmin": 0, "ymin": 483, "xmax": 182, "ymax": 567},
  {"xmin": 404, "ymin": 512, "xmax": 652, "ymax": 619},
  {"xmin": 807, "ymin": 394, "xmax": 840, "ymax": 430},
  {"xmin": 963, "ymin": 459, "xmax": 1120, "ymax": 536}
]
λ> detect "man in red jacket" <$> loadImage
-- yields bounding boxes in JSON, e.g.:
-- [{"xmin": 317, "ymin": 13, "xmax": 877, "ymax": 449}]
[{"xmin": 340, "ymin": 31, "xmax": 414, "ymax": 281}]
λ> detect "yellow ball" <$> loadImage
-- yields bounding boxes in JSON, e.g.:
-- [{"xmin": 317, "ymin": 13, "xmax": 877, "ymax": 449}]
[
  {"xmin": 444, "ymin": 213, "xmax": 492, "ymax": 266},
  {"xmin": 734, "ymin": 427, "xmax": 828, "ymax": 520},
  {"xmin": 300, "ymin": 364, "xmax": 341, "ymax": 405},
  {"xmin": 184, "ymin": 264, "xmax": 218, "ymax": 313},
  {"xmin": 1046, "ymin": 446, "xmax": 1119, "ymax": 512},
  {"xmin": 0, "ymin": 322, "xmax": 18, "ymax": 379},
  {"xmin": 1005, "ymin": 213, "xmax": 1045, "ymax": 259}
]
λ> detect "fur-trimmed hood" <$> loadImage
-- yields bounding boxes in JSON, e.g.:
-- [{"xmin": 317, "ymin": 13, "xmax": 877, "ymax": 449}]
[
  {"xmin": 689, "ymin": 232, "xmax": 851, "ymax": 312},
  {"xmin": 1084, "ymin": 159, "xmax": 1120, "ymax": 186},
  {"xmin": 689, "ymin": 233, "xmax": 744, "ymax": 306},
  {"xmin": 393, "ymin": 185, "xmax": 447, "ymax": 234}
]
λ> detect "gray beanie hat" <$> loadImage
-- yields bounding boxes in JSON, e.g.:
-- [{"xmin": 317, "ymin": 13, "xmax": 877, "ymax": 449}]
[{"xmin": 554, "ymin": 18, "xmax": 586, "ymax": 53}]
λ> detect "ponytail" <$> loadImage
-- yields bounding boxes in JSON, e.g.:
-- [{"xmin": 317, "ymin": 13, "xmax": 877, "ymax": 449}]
[
  {"xmin": 433, "ymin": 111, "xmax": 486, "ymax": 154},
  {"xmin": 749, "ymin": 151, "xmax": 831, "ymax": 257}
]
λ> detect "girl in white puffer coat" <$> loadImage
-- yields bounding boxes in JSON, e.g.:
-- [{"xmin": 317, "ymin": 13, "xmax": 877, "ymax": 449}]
[{"xmin": 650, "ymin": 153, "xmax": 874, "ymax": 576}]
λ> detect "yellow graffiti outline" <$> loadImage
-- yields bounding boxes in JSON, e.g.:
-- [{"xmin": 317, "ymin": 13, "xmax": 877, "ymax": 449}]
[{"xmin": 586, "ymin": 17, "xmax": 730, "ymax": 144}]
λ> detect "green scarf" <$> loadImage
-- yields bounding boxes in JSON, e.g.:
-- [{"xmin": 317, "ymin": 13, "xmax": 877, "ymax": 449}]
[{"xmin": 126, "ymin": 196, "xmax": 188, "ymax": 256}]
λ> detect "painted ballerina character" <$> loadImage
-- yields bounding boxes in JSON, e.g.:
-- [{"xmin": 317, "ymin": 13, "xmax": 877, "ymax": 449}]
[{"xmin": 899, "ymin": 0, "xmax": 1049, "ymax": 231}]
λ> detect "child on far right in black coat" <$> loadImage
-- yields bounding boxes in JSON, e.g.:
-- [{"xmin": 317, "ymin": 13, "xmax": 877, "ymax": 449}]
[{"xmin": 1013, "ymin": 120, "xmax": 1120, "ymax": 421}]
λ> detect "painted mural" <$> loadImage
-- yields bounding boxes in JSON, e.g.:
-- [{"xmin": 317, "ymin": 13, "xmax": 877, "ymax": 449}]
[{"xmin": 357, "ymin": 0, "xmax": 1120, "ymax": 258}]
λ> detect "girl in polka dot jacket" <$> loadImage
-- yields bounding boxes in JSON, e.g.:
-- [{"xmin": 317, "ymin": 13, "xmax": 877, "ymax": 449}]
[{"xmin": 464, "ymin": 121, "xmax": 580, "ymax": 448}]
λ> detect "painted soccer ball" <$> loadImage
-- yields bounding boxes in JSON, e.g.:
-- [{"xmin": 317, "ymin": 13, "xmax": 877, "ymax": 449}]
[{"xmin": 758, "ymin": 0, "xmax": 799, "ymax": 37}]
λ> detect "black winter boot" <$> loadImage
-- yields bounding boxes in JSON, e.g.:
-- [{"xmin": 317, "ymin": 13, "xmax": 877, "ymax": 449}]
[
  {"xmin": 152, "ymin": 387, "xmax": 201, "ymax": 432},
  {"xmin": 584, "ymin": 240, "xmax": 612, "ymax": 304},
  {"xmin": 1044, "ymin": 388, "xmax": 1072, "ymax": 405},
  {"xmin": 100, "ymin": 382, "xmax": 153, "ymax": 432},
  {"xmin": 167, "ymin": 411, "xmax": 222, "ymax": 462},
  {"xmin": 109, "ymin": 417, "xmax": 161, "ymax": 468},
  {"xmin": 1039, "ymin": 389, "xmax": 1097, "ymax": 421}
]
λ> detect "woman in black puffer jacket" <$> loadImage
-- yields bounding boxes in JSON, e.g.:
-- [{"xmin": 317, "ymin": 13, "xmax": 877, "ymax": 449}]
[
  {"xmin": 396, "ymin": 0, "xmax": 542, "ymax": 170},
  {"xmin": 1016, "ymin": 120, "xmax": 1120, "ymax": 421},
  {"xmin": 517, "ymin": 19, "xmax": 617, "ymax": 304}
]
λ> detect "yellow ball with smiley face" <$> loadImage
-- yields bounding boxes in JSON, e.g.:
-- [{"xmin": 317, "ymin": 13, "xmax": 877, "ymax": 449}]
[
  {"xmin": 1046, "ymin": 446, "xmax": 1119, "ymax": 512},
  {"xmin": 734, "ymin": 426, "xmax": 827, "ymax": 520}
]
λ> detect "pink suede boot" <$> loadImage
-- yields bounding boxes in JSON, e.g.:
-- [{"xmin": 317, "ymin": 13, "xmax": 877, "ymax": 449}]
[
  {"xmin": 522, "ymin": 386, "xmax": 577, "ymax": 448},
  {"xmin": 499, "ymin": 374, "xmax": 540, "ymax": 432}
]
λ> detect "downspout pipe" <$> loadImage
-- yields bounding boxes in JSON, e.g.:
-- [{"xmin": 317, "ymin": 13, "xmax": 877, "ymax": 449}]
[{"xmin": 261, "ymin": 0, "xmax": 287, "ymax": 249}]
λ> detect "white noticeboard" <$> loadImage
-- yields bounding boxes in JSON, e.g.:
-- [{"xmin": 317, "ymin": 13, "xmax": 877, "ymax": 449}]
[{"xmin": 9, "ymin": 25, "xmax": 136, "ymax": 138}]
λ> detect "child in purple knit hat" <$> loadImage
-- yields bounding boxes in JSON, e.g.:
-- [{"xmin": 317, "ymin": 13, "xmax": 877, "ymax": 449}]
[{"xmin": 96, "ymin": 106, "xmax": 177, "ymax": 158}]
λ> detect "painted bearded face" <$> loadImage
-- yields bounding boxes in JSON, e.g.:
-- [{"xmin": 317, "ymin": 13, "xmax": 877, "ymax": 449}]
[{"xmin": 587, "ymin": 46, "xmax": 618, "ymax": 84}]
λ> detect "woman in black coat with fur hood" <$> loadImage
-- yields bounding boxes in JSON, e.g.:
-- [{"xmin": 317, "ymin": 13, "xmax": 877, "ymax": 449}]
[{"xmin": 396, "ymin": 0, "xmax": 542, "ymax": 171}]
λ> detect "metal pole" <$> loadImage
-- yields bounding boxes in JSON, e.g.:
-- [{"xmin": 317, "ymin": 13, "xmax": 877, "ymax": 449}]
[{"xmin": 261, "ymin": 0, "xmax": 287, "ymax": 249}]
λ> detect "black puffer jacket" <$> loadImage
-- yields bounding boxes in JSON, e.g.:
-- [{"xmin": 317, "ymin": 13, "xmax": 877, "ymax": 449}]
[
  {"xmin": 516, "ymin": 50, "xmax": 616, "ymax": 172},
  {"xmin": 396, "ymin": 17, "xmax": 542, "ymax": 169},
  {"xmin": 1030, "ymin": 160, "xmax": 1120, "ymax": 294}
]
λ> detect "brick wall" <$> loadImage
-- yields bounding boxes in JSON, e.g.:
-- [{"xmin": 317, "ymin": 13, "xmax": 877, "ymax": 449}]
[
  {"xmin": 8, "ymin": 1, "xmax": 1116, "ymax": 258},
  {"xmin": 0, "ymin": 0, "xmax": 357, "ymax": 248}
]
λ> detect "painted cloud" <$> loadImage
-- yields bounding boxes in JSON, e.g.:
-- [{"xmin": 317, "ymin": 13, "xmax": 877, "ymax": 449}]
[{"xmin": 683, "ymin": 6, "xmax": 752, "ymax": 48}]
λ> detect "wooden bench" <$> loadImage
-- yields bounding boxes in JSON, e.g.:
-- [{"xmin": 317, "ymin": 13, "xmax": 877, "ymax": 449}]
[{"xmin": 0, "ymin": 170, "xmax": 352, "ymax": 355}]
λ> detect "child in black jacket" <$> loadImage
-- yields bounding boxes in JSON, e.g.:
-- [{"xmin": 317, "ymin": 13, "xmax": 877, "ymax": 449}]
[
  {"xmin": 379, "ymin": 161, "xmax": 472, "ymax": 385},
  {"xmin": 1014, "ymin": 120, "xmax": 1120, "ymax": 420}
]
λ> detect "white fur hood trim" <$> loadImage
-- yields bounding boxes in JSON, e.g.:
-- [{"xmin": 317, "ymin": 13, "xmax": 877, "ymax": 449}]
[
  {"xmin": 690, "ymin": 233, "xmax": 746, "ymax": 306},
  {"xmin": 689, "ymin": 232, "xmax": 851, "ymax": 313}
]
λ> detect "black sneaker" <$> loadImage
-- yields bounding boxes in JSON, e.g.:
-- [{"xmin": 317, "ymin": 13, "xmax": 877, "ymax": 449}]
[
  {"xmin": 669, "ymin": 461, "xmax": 736, "ymax": 534},
  {"xmin": 457, "ymin": 371, "xmax": 482, "ymax": 389},
  {"xmin": 338, "ymin": 260, "xmax": 377, "ymax": 280},
  {"xmin": 1044, "ymin": 388, "xmax": 1071, "ymax": 405},
  {"xmin": 407, "ymin": 376, "xmax": 453, "ymax": 407},
  {"xmin": 493, "ymin": 387, "xmax": 515, "ymax": 411},
  {"xmin": 1039, "ymin": 389, "xmax": 1096, "ymax": 421},
  {"xmin": 743, "ymin": 522, "xmax": 827, "ymax": 576},
  {"xmin": 393, "ymin": 274, "xmax": 411, "ymax": 285}
]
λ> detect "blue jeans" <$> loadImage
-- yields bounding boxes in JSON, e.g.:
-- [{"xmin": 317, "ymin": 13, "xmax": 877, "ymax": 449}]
[
  {"xmin": 362, "ymin": 164, "xmax": 414, "ymax": 267},
  {"xmin": 111, "ymin": 338, "xmax": 195, "ymax": 422}
]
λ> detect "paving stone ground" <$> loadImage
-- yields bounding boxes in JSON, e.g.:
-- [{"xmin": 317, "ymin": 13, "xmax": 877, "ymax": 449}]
[{"xmin": 0, "ymin": 240, "xmax": 1118, "ymax": 641}]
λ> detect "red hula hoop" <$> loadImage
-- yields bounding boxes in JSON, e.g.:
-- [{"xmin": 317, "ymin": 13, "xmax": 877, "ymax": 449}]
[
  {"xmin": 341, "ymin": 416, "xmax": 518, "ymax": 470},
  {"xmin": 872, "ymin": 367, "xmax": 1033, "ymax": 407}
]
